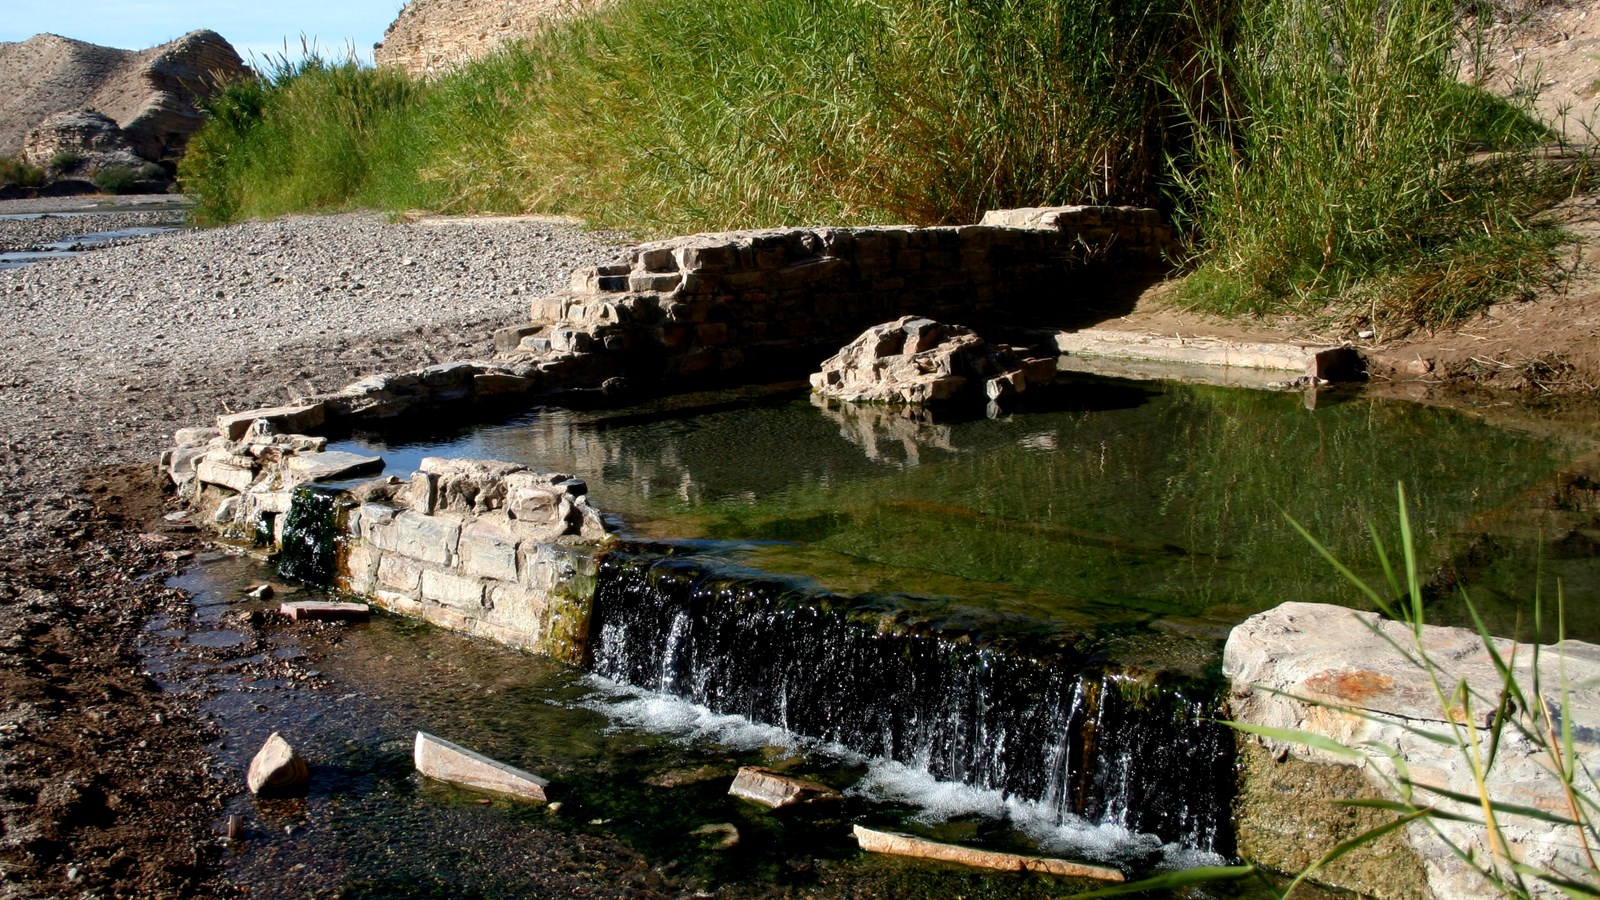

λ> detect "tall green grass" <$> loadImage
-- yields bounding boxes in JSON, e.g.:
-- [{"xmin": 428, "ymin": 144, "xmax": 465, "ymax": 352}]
[
  {"xmin": 183, "ymin": 57, "xmax": 440, "ymax": 223},
  {"xmin": 180, "ymin": 0, "xmax": 1579, "ymax": 329},
  {"xmin": 1170, "ymin": 0, "xmax": 1573, "ymax": 333}
]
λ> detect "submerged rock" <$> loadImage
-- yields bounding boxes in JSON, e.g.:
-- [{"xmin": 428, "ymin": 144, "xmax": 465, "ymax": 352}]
[
  {"xmin": 413, "ymin": 731, "xmax": 550, "ymax": 802},
  {"xmin": 810, "ymin": 316, "xmax": 1053, "ymax": 406},
  {"xmin": 727, "ymin": 766, "xmax": 841, "ymax": 809},
  {"xmin": 246, "ymin": 732, "xmax": 309, "ymax": 797}
]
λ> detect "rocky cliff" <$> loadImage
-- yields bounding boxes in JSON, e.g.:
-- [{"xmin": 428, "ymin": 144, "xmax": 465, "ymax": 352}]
[
  {"xmin": 377, "ymin": 0, "xmax": 604, "ymax": 78},
  {"xmin": 0, "ymin": 30, "xmax": 248, "ymax": 164}
]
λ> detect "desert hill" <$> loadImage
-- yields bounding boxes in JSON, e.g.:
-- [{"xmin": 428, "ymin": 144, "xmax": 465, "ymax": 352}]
[{"xmin": 0, "ymin": 30, "xmax": 248, "ymax": 165}]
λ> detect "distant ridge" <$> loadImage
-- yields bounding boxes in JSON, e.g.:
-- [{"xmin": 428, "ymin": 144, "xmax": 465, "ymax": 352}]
[{"xmin": 0, "ymin": 30, "xmax": 249, "ymax": 162}]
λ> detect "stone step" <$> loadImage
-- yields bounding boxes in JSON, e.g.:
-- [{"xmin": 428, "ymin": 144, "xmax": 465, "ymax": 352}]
[
  {"xmin": 1055, "ymin": 328, "xmax": 1363, "ymax": 381},
  {"xmin": 851, "ymin": 825, "xmax": 1124, "ymax": 881},
  {"xmin": 413, "ymin": 731, "xmax": 550, "ymax": 802}
]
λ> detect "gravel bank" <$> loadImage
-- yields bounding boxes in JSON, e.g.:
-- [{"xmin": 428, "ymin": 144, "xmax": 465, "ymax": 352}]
[
  {"xmin": 0, "ymin": 211, "xmax": 624, "ymax": 474},
  {"xmin": 0, "ymin": 209, "xmax": 626, "ymax": 897}
]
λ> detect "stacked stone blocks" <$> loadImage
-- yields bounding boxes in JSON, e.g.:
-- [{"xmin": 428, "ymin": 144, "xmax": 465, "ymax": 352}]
[{"xmin": 517, "ymin": 206, "xmax": 1173, "ymax": 383}]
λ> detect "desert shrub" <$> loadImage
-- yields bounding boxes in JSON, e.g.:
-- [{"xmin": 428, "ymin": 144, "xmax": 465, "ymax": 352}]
[
  {"xmin": 48, "ymin": 150, "xmax": 83, "ymax": 174},
  {"xmin": 0, "ymin": 156, "xmax": 46, "ymax": 188},
  {"xmin": 93, "ymin": 166, "xmax": 139, "ymax": 194}
]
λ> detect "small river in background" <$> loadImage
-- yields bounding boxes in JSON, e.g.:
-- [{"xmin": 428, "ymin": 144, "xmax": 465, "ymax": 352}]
[
  {"xmin": 0, "ymin": 225, "xmax": 180, "ymax": 269},
  {"xmin": 151, "ymin": 372, "xmax": 1600, "ymax": 897}
]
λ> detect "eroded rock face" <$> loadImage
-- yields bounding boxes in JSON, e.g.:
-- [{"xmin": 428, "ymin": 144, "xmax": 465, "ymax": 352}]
[
  {"xmin": 377, "ymin": 0, "xmax": 607, "ymax": 78},
  {"xmin": 809, "ymin": 316, "xmax": 1055, "ymax": 406},
  {"xmin": 1226, "ymin": 601, "xmax": 1600, "ymax": 900},
  {"xmin": 0, "ymin": 30, "xmax": 248, "ymax": 163}
]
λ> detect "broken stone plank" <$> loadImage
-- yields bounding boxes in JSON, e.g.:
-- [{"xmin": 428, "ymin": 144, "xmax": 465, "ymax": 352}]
[
  {"xmin": 283, "ymin": 450, "xmax": 384, "ymax": 483},
  {"xmin": 280, "ymin": 601, "xmax": 370, "ymax": 623},
  {"xmin": 413, "ymin": 731, "xmax": 549, "ymax": 802},
  {"xmin": 852, "ymin": 825, "xmax": 1124, "ymax": 881},
  {"xmin": 728, "ymin": 766, "xmax": 842, "ymax": 808}
]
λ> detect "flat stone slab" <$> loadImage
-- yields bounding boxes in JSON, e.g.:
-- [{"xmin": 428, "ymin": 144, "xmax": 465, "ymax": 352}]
[
  {"xmin": 280, "ymin": 601, "xmax": 370, "ymax": 623},
  {"xmin": 284, "ymin": 450, "xmax": 383, "ymax": 483},
  {"xmin": 728, "ymin": 766, "xmax": 842, "ymax": 808},
  {"xmin": 1056, "ymin": 329, "xmax": 1362, "ymax": 381},
  {"xmin": 1226, "ymin": 601, "xmax": 1600, "ymax": 900},
  {"xmin": 852, "ymin": 825, "xmax": 1124, "ymax": 881},
  {"xmin": 413, "ymin": 731, "xmax": 549, "ymax": 802}
]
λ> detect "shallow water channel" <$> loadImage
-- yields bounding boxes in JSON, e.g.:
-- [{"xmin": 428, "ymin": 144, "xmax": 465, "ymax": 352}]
[
  {"xmin": 153, "ymin": 373, "xmax": 1600, "ymax": 896},
  {"xmin": 0, "ymin": 225, "xmax": 179, "ymax": 269}
]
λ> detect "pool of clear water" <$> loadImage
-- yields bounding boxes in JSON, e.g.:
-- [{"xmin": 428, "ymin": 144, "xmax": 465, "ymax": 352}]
[{"xmin": 331, "ymin": 374, "xmax": 1600, "ymax": 653}]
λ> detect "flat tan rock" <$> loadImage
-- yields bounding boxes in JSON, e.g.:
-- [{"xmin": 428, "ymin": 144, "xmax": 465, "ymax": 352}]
[
  {"xmin": 413, "ymin": 731, "xmax": 549, "ymax": 802},
  {"xmin": 728, "ymin": 766, "xmax": 841, "ymax": 808},
  {"xmin": 852, "ymin": 825, "xmax": 1124, "ymax": 881},
  {"xmin": 280, "ymin": 601, "xmax": 370, "ymax": 623}
]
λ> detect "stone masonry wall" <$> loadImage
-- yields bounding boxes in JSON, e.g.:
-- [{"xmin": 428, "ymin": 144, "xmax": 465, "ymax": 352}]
[
  {"xmin": 503, "ymin": 206, "xmax": 1172, "ymax": 386},
  {"xmin": 165, "ymin": 412, "xmax": 611, "ymax": 664}
]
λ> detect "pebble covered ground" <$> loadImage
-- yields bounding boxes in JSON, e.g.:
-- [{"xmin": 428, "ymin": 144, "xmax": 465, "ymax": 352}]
[
  {"xmin": 0, "ymin": 208, "xmax": 626, "ymax": 476},
  {"xmin": 0, "ymin": 200, "xmax": 633, "ymax": 897}
]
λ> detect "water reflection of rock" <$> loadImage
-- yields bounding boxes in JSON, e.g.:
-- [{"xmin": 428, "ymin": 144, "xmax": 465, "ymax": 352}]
[{"xmin": 809, "ymin": 393, "xmax": 956, "ymax": 467}]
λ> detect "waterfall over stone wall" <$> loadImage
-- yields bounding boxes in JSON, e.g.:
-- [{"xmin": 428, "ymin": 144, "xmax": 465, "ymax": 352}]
[{"xmin": 589, "ymin": 552, "xmax": 1236, "ymax": 854}]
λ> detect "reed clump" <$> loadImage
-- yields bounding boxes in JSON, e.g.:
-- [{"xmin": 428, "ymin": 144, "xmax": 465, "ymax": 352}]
[{"xmin": 179, "ymin": 0, "xmax": 1581, "ymax": 331}]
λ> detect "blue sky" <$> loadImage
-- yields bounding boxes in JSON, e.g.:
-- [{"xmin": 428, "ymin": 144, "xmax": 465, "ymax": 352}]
[{"xmin": 0, "ymin": 1, "xmax": 406, "ymax": 64}]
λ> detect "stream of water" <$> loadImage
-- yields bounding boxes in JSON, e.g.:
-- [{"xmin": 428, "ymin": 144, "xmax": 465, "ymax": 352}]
[{"xmin": 150, "ymin": 373, "xmax": 1600, "ymax": 894}]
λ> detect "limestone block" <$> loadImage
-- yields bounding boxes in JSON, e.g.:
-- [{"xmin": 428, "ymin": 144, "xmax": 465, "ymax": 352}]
[
  {"xmin": 421, "ymin": 569, "xmax": 486, "ymax": 612},
  {"xmin": 776, "ymin": 258, "xmax": 845, "ymax": 287},
  {"xmin": 247, "ymin": 732, "xmax": 309, "ymax": 797},
  {"xmin": 852, "ymin": 826, "xmax": 1123, "ymax": 881},
  {"xmin": 284, "ymin": 450, "xmax": 383, "ymax": 484},
  {"xmin": 417, "ymin": 457, "xmax": 527, "ymax": 514},
  {"xmin": 1226, "ymin": 602, "xmax": 1600, "ymax": 900},
  {"xmin": 217, "ymin": 402, "xmax": 327, "ymax": 441},
  {"xmin": 377, "ymin": 554, "xmax": 423, "ymax": 595},
  {"xmin": 414, "ymin": 731, "xmax": 549, "ymax": 802},
  {"xmin": 167, "ymin": 445, "xmax": 207, "ymax": 487},
  {"xmin": 629, "ymin": 272, "xmax": 682, "ymax": 292},
  {"xmin": 474, "ymin": 373, "xmax": 537, "ymax": 396},
  {"xmin": 728, "ymin": 767, "xmax": 841, "ymax": 808},
  {"xmin": 420, "ymin": 362, "xmax": 478, "ymax": 388},
  {"xmin": 281, "ymin": 601, "xmax": 370, "ymax": 622},
  {"xmin": 676, "ymin": 242, "xmax": 739, "ymax": 272},
  {"xmin": 195, "ymin": 452, "xmax": 257, "ymax": 493},
  {"xmin": 250, "ymin": 491, "xmax": 293, "ymax": 515},
  {"xmin": 360, "ymin": 503, "xmax": 398, "ymax": 544},
  {"xmin": 387, "ymin": 511, "xmax": 462, "ymax": 565},
  {"xmin": 459, "ymin": 521, "xmax": 519, "ymax": 581},
  {"xmin": 550, "ymin": 328, "xmax": 594, "ymax": 353},
  {"xmin": 173, "ymin": 426, "xmax": 219, "ymax": 447},
  {"xmin": 636, "ymin": 247, "xmax": 678, "ymax": 273},
  {"xmin": 493, "ymin": 324, "xmax": 543, "ymax": 353},
  {"xmin": 344, "ymin": 544, "xmax": 378, "ymax": 595}
]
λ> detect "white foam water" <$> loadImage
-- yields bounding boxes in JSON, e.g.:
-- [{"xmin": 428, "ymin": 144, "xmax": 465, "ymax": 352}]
[{"xmin": 579, "ymin": 675, "xmax": 1226, "ymax": 872}]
